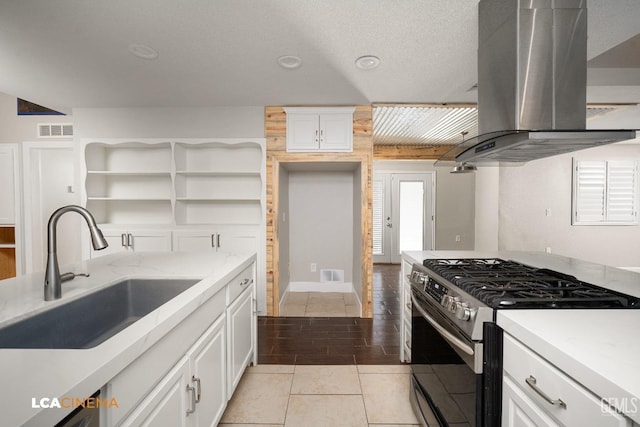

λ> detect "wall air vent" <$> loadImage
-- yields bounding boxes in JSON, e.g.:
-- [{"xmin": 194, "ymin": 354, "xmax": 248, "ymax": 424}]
[{"xmin": 38, "ymin": 123, "xmax": 73, "ymax": 138}]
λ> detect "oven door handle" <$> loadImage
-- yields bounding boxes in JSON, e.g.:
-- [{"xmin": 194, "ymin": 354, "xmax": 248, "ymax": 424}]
[{"xmin": 411, "ymin": 293, "xmax": 475, "ymax": 356}]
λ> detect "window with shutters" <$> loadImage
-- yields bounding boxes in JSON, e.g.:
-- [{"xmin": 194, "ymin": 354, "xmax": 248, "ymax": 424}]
[{"xmin": 572, "ymin": 159, "xmax": 638, "ymax": 225}]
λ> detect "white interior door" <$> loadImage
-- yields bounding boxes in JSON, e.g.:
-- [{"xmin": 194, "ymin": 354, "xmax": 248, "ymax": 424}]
[
  {"xmin": 22, "ymin": 142, "xmax": 79, "ymax": 273},
  {"xmin": 373, "ymin": 173, "xmax": 434, "ymax": 263}
]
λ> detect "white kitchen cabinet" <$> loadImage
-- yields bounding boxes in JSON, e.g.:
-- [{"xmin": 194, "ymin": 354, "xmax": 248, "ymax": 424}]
[
  {"xmin": 120, "ymin": 315, "xmax": 226, "ymax": 427},
  {"xmin": 502, "ymin": 333, "xmax": 630, "ymax": 427},
  {"xmin": 103, "ymin": 261, "xmax": 256, "ymax": 427},
  {"xmin": 120, "ymin": 356, "xmax": 190, "ymax": 427},
  {"xmin": 173, "ymin": 227, "xmax": 257, "ymax": 254},
  {"xmin": 226, "ymin": 286, "xmax": 254, "ymax": 396},
  {"xmin": 187, "ymin": 314, "xmax": 227, "ymax": 427},
  {"xmin": 284, "ymin": 107, "xmax": 355, "ymax": 152},
  {"xmin": 90, "ymin": 229, "xmax": 172, "ymax": 258}
]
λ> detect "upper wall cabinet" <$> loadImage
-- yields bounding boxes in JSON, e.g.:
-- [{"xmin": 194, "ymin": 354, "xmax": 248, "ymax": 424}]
[{"xmin": 284, "ymin": 107, "xmax": 355, "ymax": 152}]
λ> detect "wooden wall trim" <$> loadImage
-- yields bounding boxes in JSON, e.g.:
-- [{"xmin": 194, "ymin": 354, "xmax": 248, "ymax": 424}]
[
  {"xmin": 373, "ymin": 144, "xmax": 455, "ymax": 160},
  {"xmin": 265, "ymin": 106, "xmax": 373, "ymax": 318}
]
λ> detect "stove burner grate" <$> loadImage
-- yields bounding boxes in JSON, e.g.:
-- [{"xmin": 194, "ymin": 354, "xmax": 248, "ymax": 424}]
[{"xmin": 422, "ymin": 258, "xmax": 640, "ymax": 309}]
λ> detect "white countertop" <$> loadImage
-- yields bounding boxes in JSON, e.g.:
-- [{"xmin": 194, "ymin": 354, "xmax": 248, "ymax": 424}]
[
  {"xmin": 403, "ymin": 250, "xmax": 640, "ymax": 423},
  {"xmin": 0, "ymin": 251, "xmax": 255, "ymax": 427}
]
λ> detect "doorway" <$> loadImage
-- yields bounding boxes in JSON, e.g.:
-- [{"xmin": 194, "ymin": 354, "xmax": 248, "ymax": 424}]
[
  {"xmin": 22, "ymin": 142, "xmax": 79, "ymax": 273},
  {"xmin": 373, "ymin": 173, "xmax": 435, "ymax": 263}
]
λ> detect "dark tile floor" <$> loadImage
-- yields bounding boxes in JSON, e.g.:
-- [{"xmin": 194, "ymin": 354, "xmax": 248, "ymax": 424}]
[{"xmin": 258, "ymin": 264, "xmax": 404, "ymax": 364}]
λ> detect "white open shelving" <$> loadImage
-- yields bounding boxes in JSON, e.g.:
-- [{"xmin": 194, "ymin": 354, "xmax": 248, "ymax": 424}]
[
  {"xmin": 80, "ymin": 138, "xmax": 267, "ymax": 315},
  {"xmin": 82, "ymin": 139, "xmax": 264, "ymax": 226}
]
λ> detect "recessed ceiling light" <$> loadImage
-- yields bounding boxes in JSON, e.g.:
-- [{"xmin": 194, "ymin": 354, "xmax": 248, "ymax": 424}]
[
  {"xmin": 128, "ymin": 44, "xmax": 159, "ymax": 60},
  {"xmin": 355, "ymin": 55, "xmax": 380, "ymax": 70},
  {"xmin": 277, "ymin": 55, "xmax": 303, "ymax": 69}
]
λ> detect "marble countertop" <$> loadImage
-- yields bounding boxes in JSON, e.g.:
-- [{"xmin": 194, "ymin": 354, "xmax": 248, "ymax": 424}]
[
  {"xmin": 0, "ymin": 251, "xmax": 256, "ymax": 427},
  {"xmin": 402, "ymin": 250, "xmax": 640, "ymax": 423}
]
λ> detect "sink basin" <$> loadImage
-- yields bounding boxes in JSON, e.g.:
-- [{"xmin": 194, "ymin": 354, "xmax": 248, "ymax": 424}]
[{"xmin": 0, "ymin": 278, "xmax": 201, "ymax": 349}]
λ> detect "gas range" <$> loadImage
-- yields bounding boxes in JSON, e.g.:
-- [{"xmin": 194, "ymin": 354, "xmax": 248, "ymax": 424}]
[{"xmin": 409, "ymin": 258, "xmax": 640, "ymax": 341}]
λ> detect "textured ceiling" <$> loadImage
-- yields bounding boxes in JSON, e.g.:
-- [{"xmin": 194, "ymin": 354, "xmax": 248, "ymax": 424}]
[{"xmin": 0, "ymin": 0, "xmax": 639, "ymax": 112}]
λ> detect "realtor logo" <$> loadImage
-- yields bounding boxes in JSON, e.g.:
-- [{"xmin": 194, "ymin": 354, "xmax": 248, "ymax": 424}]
[
  {"xmin": 31, "ymin": 396, "xmax": 118, "ymax": 409},
  {"xmin": 601, "ymin": 397, "xmax": 639, "ymax": 415}
]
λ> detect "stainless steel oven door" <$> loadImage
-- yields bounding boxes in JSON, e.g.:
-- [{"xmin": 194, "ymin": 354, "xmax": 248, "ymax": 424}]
[{"xmin": 410, "ymin": 289, "xmax": 482, "ymax": 427}]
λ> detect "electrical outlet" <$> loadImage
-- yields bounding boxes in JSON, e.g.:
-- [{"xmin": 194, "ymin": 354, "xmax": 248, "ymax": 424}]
[
  {"xmin": 455, "ymin": 235, "xmax": 461, "ymax": 242},
  {"xmin": 310, "ymin": 263, "xmax": 317, "ymax": 272}
]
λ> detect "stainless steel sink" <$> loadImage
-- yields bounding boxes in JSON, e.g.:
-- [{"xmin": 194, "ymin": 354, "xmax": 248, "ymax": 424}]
[{"xmin": 0, "ymin": 278, "xmax": 201, "ymax": 349}]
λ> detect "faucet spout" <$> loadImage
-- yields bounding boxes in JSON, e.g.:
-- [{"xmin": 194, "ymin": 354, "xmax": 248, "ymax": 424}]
[{"xmin": 44, "ymin": 205, "xmax": 108, "ymax": 301}]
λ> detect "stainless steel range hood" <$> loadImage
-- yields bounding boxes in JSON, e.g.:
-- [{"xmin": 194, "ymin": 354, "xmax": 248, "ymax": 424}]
[{"xmin": 443, "ymin": 0, "xmax": 636, "ymax": 165}]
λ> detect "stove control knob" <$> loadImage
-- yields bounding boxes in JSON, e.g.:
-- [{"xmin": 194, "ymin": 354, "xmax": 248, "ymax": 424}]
[
  {"xmin": 441, "ymin": 295, "xmax": 452, "ymax": 308},
  {"xmin": 455, "ymin": 303, "xmax": 471, "ymax": 321},
  {"xmin": 449, "ymin": 297, "xmax": 461, "ymax": 313}
]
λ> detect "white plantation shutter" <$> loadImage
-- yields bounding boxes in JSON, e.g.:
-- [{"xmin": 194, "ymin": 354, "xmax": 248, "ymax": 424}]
[
  {"xmin": 607, "ymin": 161, "xmax": 637, "ymax": 222},
  {"xmin": 575, "ymin": 161, "xmax": 606, "ymax": 223},
  {"xmin": 573, "ymin": 159, "xmax": 638, "ymax": 225},
  {"xmin": 372, "ymin": 179, "xmax": 385, "ymax": 255}
]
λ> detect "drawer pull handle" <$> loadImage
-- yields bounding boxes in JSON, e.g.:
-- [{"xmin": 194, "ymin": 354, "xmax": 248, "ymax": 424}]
[
  {"xmin": 192, "ymin": 376, "xmax": 202, "ymax": 403},
  {"xmin": 525, "ymin": 375, "xmax": 567, "ymax": 409},
  {"xmin": 240, "ymin": 278, "xmax": 253, "ymax": 287},
  {"xmin": 186, "ymin": 384, "xmax": 197, "ymax": 415}
]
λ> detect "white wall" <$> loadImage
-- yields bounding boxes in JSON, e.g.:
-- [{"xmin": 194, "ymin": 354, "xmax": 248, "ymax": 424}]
[
  {"xmin": 288, "ymin": 170, "xmax": 354, "ymax": 283},
  {"xmin": 72, "ymin": 107, "xmax": 264, "ymax": 138},
  {"xmin": 499, "ymin": 142, "xmax": 640, "ymax": 267},
  {"xmin": 495, "ymin": 105, "xmax": 640, "ymax": 267},
  {"xmin": 474, "ymin": 167, "xmax": 499, "ymax": 251}
]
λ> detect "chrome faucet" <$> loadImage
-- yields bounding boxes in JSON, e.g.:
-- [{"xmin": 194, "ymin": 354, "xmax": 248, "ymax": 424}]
[{"xmin": 44, "ymin": 205, "xmax": 109, "ymax": 301}]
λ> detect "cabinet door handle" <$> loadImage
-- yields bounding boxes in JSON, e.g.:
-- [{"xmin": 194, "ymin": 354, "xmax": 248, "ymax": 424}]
[
  {"xmin": 211, "ymin": 234, "xmax": 215, "ymax": 248},
  {"xmin": 121, "ymin": 233, "xmax": 127, "ymax": 247},
  {"xmin": 240, "ymin": 278, "xmax": 253, "ymax": 287},
  {"xmin": 525, "ymin": 376, "xmax": 567, "ymax": 409},
  {"xmin": 127, "ymin": 233, "xmax": 133, "ymax": 248},
  {"xmin": 192, "ymin": 376, "xmax": 202, "ymax": 403},
  {"xmin": 320, "ymin": 128, "xmax": 324, "ymax": 142},
  {"xmin": 186, "ymin": 384, "xmax": 197, "ymax": 415},
  {"xmin": 217, "ymin": 233, "xmax": 221, "ymax": 248}
]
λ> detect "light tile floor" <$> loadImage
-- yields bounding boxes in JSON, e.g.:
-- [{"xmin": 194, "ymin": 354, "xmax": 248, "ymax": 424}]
[
  {"xmin": 280, "ymin": 292, "xmax": 361, "ymax": 317},
  {"xmin": 220, "ymin": 365, "xmax": 419, "ymax": 427}
]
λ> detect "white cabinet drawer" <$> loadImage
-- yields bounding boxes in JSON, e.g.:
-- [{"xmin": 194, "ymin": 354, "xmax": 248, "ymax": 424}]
[
  {"xmin": 503, "ymin": 334, "xmax": 628, "ymax": 427},
  {"xmin": 226, "ymin": 263, "xmax": 255, "ymax": 304}
]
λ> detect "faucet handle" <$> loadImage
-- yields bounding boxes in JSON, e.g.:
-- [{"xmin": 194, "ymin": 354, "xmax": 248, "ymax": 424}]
[{"xmin": 59, "ymin": 272, "xmax": 90, "ymax": 282}]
